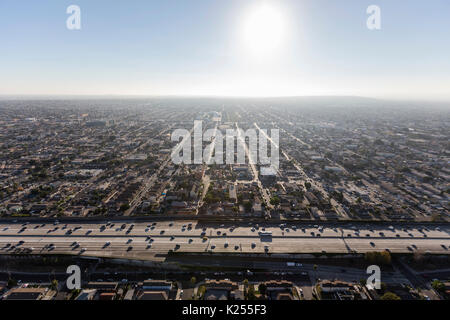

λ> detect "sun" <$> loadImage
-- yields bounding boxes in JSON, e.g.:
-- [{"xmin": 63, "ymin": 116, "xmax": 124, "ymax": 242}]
[{"xmin": 242, "ymin": 2, "xmax": 286, "ymax": 60}]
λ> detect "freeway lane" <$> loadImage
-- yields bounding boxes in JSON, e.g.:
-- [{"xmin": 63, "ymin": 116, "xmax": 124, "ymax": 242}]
[
  {"xmin": 2, "ymin": 236, "xmax": 449, "ymax": 262},
  {"xmin": 0, "ymin": 220, "xmax": 449, "ymax": 260},
  {"xmin": 1, "ymin": 235, "xmax": 449, "ymax": 253},
  {"xmin": 0, "ymin": 233, "xmax": 449, "ymax": 241},
  {"xmin": 1, "ymin": 220, "xmax": 449, "ymax": 239}
]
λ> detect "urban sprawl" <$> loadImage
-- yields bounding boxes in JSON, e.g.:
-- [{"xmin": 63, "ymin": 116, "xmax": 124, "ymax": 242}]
[{"xmin": 0, "ymin": 97, "xmax": 449, "ymax": 301}]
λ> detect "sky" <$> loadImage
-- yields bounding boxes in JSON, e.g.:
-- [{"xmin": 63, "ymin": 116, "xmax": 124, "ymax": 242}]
[{"xmin": 0, "ymin": 0, "xmax": 449, "ymax": 100}]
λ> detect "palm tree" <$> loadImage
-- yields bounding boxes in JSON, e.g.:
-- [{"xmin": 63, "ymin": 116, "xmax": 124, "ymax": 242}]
[{"xmin": 51, "ymin": 279, "xmax": 58, "ymax": 291}]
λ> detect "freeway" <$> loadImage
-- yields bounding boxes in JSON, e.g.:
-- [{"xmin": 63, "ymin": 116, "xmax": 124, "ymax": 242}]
[{"xmin": 0, "ymin": 220, "xmax": 449, "ymax": 261}]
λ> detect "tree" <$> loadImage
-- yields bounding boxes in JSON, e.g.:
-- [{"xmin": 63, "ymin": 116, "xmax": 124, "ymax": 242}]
[
  {"xmin": 197, "ymin": 285, "xmax": 206, "ymax": 299},
  {"xmin": 380, "ymin": 292, "xmax": 401, "ymax": 300},
  {"xmin": 243, "ymin": 201, "xmax": 253, "ymax": 212},
  {"xmin": 70, "ymin": 289, "xmax": 81, "ymax": 300},
  {"xmin": 51, "ymin": 279, "xmax": 58, "ymax": 291},
  {"xmin": 304, "ymin": 182, "xmax": 311, "ymax": 190},
  {"xmin": 269, "ymin": 196, "xmax": 280, "ymax": 206},
  {"xmin": 7, "ymin": 278, "xmax": 17, "ymax": 288},
  {"xmin": 259, "ymin": 283, "xmax": 267, "ymax": 296},
  {"xmin": 190, "ymin": 276, "xmax": 197, "ymax": 286},
  {"xmin": 332, "ymin": 191, "xmax": 344, "ymax": 203},
  {"xmin": 365, "ymin": 251, "xmax": 391, "ymax": 265},
  {"xmin": 431, "ymin": 280, "xmax": 445, "ymax": 293},
  {"xmin": 119, "ymin": 203, "xmax": 130, "ymax": 211},
  {"xmin": 246, "ymin": 284, "xmax": 256, "ymax": 300}
]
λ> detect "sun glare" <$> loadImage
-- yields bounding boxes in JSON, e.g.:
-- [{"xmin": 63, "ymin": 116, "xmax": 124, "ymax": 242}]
[{"xmin": 242, "ymin": 3, "xmax": 286, "ymax": 60}]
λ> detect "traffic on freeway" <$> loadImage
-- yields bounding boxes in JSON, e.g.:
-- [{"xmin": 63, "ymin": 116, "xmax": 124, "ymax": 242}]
[{"xmin": 0, "ymin": 220, "xmax": 449, "ymax": 260}]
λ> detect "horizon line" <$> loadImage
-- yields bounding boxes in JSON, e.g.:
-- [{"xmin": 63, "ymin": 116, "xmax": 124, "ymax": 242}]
[{"xmin": 1, "ymin": 94, "xmax": 450, "ymax": 104}]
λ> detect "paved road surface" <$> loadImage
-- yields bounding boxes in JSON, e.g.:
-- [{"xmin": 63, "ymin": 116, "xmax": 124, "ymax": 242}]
[{"xmin": 0, "ymin": 220, "xmax": 449, "ymax": 261}]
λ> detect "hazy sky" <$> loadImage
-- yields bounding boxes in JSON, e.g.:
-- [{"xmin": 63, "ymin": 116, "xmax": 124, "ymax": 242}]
[{"xmin": 0, "ymin": 0, "xmax": 449, "ymax": 100}]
